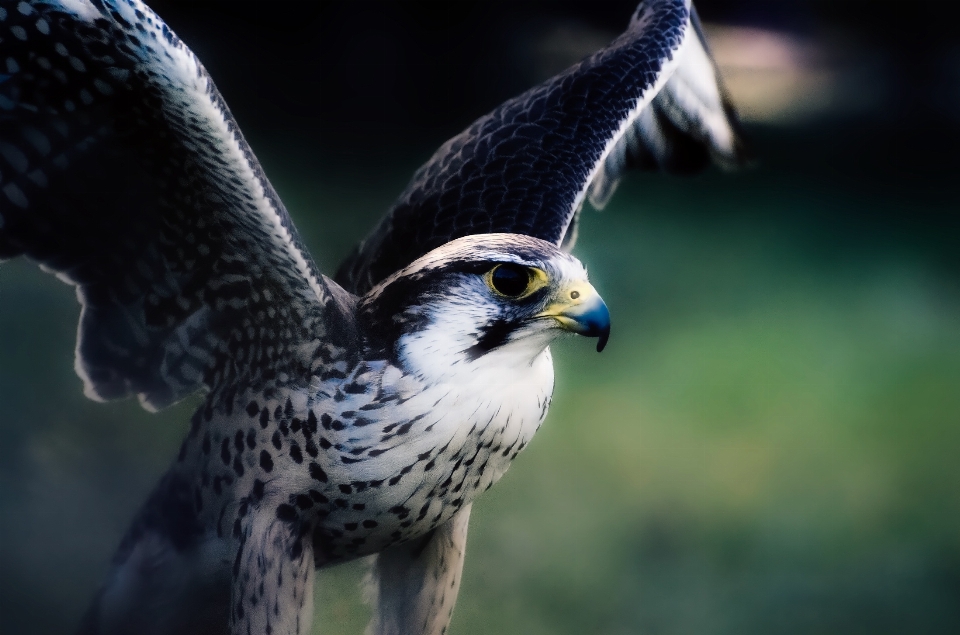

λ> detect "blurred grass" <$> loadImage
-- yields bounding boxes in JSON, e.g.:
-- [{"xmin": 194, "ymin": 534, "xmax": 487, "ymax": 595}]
[{"xmin": 2, "ymin": 130, "xmax": 959, "ymax": 634}]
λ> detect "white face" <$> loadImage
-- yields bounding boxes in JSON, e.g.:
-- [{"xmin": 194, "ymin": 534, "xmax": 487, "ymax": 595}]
[
  {"xmin": 358, "ymin": 234, "xmax": 607, "ymax": 385},
  {"xmin": 398, "ymin": 258, "xmax": 585, "ymax": 374}
]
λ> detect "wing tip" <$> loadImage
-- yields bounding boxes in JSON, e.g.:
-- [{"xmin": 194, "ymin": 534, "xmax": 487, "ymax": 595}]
[
  {"xmin": 75, "ymin": 354, "xmax": 175, "ymax": 413},
  {"xmin": 714, "ymin": 94, "xmax": 755, "ymax": 171},
  {"xmin": 74, "ymin": 308, "xmax": 178, "ymax": 413}
]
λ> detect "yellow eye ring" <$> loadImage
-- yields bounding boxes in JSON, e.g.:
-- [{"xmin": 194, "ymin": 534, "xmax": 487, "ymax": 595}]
[{"xmin": 484, "ymin": 264, "xmax": 548, "ymax": 299}]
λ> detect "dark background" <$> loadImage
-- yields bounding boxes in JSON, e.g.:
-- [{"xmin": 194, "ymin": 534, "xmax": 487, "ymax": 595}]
[{"xmin": 1, "ymin": 2, "xmax": 958, "ymax": 634}]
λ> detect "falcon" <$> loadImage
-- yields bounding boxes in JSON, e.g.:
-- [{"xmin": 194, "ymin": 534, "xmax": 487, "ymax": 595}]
[{"xmin": 0, "ymin": 1, "xmax": 746, "ymax": 633}]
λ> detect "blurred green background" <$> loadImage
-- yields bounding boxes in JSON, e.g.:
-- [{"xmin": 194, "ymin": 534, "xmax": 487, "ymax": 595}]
[{"xmin": 1, "ymin": 2, "xmax": 958, "ymax": 634}]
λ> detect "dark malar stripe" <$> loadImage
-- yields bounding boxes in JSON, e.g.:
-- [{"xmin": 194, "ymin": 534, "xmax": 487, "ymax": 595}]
[{"xmin": 465, "ymin": 319, "xmax": 515, "ymax": 360}]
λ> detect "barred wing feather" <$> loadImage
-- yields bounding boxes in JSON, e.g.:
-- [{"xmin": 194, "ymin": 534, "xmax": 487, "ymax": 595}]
[
  {"xmin": 0, "ymin": 0, "xmax": 354, "ymax": 410},
  {"xmin": 337, "ymin": 0, "xmax": 747, "ymax": 295}
]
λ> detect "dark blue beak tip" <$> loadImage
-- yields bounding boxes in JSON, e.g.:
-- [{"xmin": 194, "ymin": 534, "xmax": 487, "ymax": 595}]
[
  {"xmin": 596, "ymin": 327, "xmax": 610, "ymax": 353},
  {"xmin": 583, "ymin": 308, "xmax": 610, "ymax": 353},
  {"xmin": 584, "ymin": 301, "xmax": 611, "ymax": 353},
  {"xmin": 561, "ymin": 294, "xmax": 611, "ymax": 352}
]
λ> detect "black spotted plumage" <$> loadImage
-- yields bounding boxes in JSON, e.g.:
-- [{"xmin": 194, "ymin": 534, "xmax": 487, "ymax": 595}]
[
  {"xmin": 0, "ymin": 0, "xmax": 356, "ymax": 411},
  {"xmin": 0, "ymin": 1, "xmax": 744, "ymax": 634}
]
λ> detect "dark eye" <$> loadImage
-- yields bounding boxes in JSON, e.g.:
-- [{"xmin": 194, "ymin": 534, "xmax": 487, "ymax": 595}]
[{"xmin": 489, "ymin": 264, "xmax": 531, "ymax": 297}]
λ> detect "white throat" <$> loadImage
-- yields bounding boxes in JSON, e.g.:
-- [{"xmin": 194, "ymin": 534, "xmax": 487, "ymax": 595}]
[{"xmin": 397, "ymin": 308, "xmax": 557, "ymax": 388}]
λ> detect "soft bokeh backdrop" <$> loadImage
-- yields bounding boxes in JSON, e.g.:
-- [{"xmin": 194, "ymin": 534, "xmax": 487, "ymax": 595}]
[{"xmin": 1, "ymin": 1, "xmax": 958, "ymax": 634}]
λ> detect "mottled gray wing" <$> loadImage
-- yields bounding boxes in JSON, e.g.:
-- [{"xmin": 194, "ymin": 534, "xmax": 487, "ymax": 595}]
[
  {"xmin": 0, "ymin": 0, "xmax": 355, "ymax": 410},
  {"xmin": 336, "ymin": 0, "xmax": 747, "ymax": 295},
  {"xmin": 586, "ymin": 6, "xmax": 746, "ymax": 209}
]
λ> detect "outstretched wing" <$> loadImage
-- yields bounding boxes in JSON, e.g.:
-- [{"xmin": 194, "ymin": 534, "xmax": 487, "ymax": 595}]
[
  {"xmin": 586, "ymin": 6, "xmax": 746, "ymax": 208},
  {"xmin": 336, "ymin": 0, "xmax": 747, "ymax": 295},
  {"xmin": 0, "ymin": 0, "xmax": 354, "ymax": 410}
]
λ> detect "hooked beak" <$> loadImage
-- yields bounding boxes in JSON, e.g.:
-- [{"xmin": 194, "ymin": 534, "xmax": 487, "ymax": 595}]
[{"xmin": 536, "ymin": 281, "xmax": 611, "ymax": 352}]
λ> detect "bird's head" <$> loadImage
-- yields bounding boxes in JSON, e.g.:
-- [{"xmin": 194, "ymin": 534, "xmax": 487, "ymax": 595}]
[{"xmin": 357, "ymin": 234, "xmax": 610, "ymax": 376}]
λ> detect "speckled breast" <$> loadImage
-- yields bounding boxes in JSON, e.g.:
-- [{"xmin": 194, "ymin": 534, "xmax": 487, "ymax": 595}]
[
  {"xmin": 303, "ymin": 352, "xmax": 556, "ymax": 563},
  {"xmin": 177, "ymin": 349, "xmax": 554, "ymax": 567}
]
